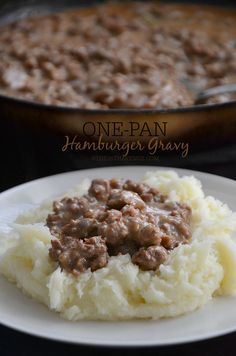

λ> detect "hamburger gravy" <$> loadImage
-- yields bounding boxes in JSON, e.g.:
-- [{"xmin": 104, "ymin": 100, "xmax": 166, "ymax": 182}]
[
  {"xmin": 0, "ymin": 2, "xmax": 236, "ymax": 108},
  {"xmin": 47, "ymin": 179, "xmax": 191, "ymax": 274}
]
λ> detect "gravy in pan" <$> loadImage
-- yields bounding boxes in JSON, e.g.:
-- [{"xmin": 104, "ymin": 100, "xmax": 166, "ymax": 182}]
[{"xmin": 0, "ymin": 1, "xmax": 236, "ymax": 109}]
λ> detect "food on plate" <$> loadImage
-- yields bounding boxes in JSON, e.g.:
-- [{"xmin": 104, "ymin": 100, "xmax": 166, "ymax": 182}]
[
  {"xmin": 0, "ymin": 2, "xmax": 236, "ymax": 108},
  {"xmin": 47, "ymin": 178, "xmax": 192, "ymax": 274},
  {"xmin": 0, "ymin": 171, "xmax": 236, "ymax": 320}
]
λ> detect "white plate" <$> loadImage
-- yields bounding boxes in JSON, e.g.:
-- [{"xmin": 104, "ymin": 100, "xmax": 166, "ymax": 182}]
[{"xmin": 0, "ymin": 166, "xmax": 236, "ymax": 347}]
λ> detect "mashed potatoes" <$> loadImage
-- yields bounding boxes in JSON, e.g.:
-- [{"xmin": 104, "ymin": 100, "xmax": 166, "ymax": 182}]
[{"xmin": 0, "ymin": 170, "xmax": 236, "ymax": 320}]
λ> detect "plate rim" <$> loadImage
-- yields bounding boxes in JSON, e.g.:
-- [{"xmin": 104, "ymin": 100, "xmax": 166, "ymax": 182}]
[{"xmin": 1, "ymin": 165, "xmax": 235, "ymax": 199}]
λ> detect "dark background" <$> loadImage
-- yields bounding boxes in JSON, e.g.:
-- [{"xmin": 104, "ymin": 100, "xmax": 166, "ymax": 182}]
[{"xmin": 0, "ymin": 0, "xmax": 236, "ymax": 354}]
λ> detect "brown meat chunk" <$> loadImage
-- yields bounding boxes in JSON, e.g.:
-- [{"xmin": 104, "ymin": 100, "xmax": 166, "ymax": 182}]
[
  {"xmin": 98, "ymin": 220, "xmax": 128, "ymax": 246},
  {"xmin": 88, "ymin": 179, "xmax": 111, "ymax": 201},
  {"xmin": 110, "ymin": 178, "xmax": 124, "ymax": 189},
  {"xmin": 107, "ymin": 190, "xmax": 146, "ymax": 210},
  {"xmin": 135, "ymin": 223, "xmax": 162, "ymax": 247},
  {"xmin": 108, "ymin": 240, "xmax": 138, "ymax": 256},
  {"xmin": 132, "ymin": 246, "xmax": 168, "ymax": 270},
  {"xmin": 50, "ymin": 236, "xmax": 108, "ymax": 273},
  {"xmin": 61, "ymin": 218, "xmax": 98, "ymax": 239},
  {"xmin": 46, "ymin": 196, "xmax": 90, "ymax": 235}
]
